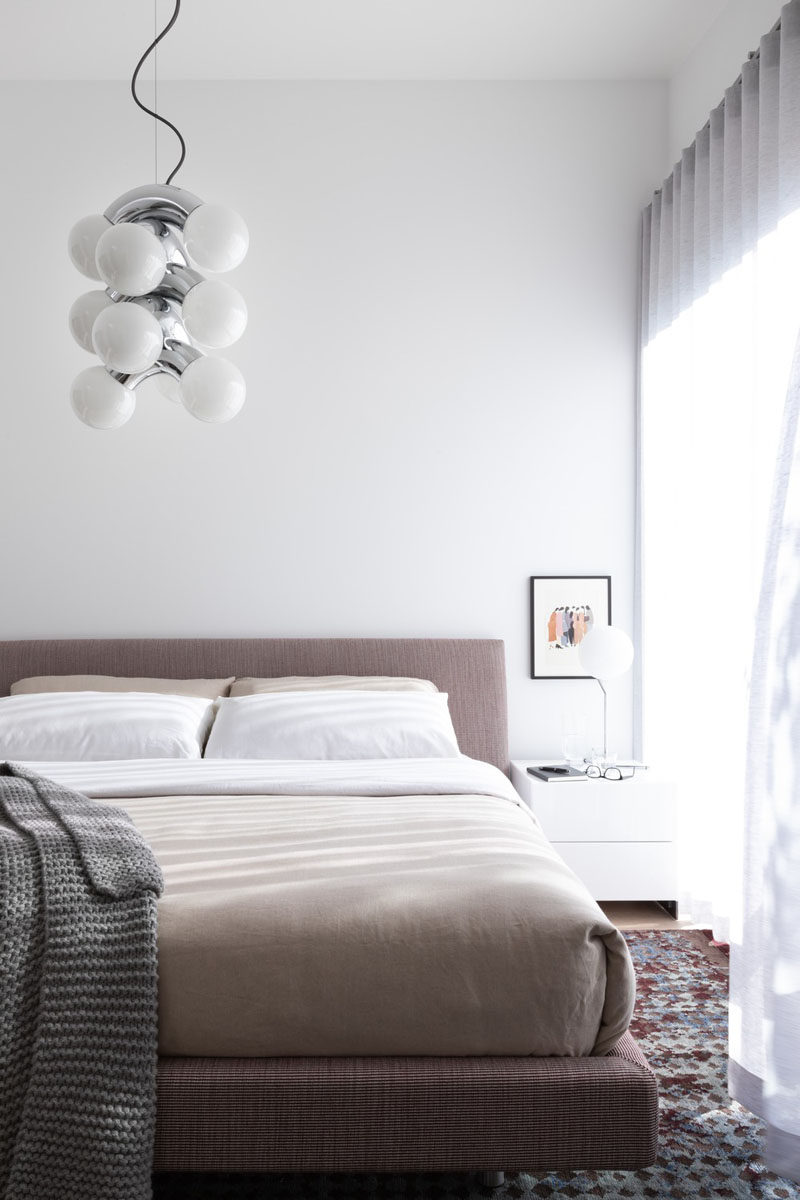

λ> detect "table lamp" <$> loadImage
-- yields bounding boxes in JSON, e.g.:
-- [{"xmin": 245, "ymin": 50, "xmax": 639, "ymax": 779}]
[{"xmin": 577, "ymin": 625, "xmax": 634, "ymax": 765}]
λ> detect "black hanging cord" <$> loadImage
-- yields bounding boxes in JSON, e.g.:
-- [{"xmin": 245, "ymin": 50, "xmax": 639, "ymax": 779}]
[{"xmin": 130, "ymin": 0, "xmax": 186, "ymax": 185}]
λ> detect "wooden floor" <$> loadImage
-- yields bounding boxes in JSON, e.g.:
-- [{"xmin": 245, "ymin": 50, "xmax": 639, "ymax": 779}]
[{"xmin": 599, "ymin": 901, "xmax": 696, "ymax": 930}]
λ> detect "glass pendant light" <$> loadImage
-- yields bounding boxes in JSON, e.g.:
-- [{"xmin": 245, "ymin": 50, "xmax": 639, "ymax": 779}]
[
  {"xmin": 69, "ymin": 291, "xmax": 114, "ymax": 353},
  {"xmin": 91, "ymin": 303, "xmax": 164, "ymax": 374},
  {"xmin": 182, "ymin": 280, "xmax": 248, "ymax": 349},
  {"xmin": 68, "ymin": 215, "xmax": 112, "ymax": 280},
  {"xmin": 180, "ymin": 356, "xmax": 246, "ymax": 423},
  {"xmin": 67, "ymin": 0, "xmax": 248, "ymax": 428},
  {"xmin": 94, "ymin": 223, "xmax": 168, "ymax": 296},
  {"xmin": 183, "ymin": 205, "xmax": 250, "ymax": 273},
  {"xmin": 71, "ymin": 367, "xmax": 136, "ymax": 430}
]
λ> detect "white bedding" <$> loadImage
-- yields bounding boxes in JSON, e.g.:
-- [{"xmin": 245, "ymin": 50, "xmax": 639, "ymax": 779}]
[
  {"xmin": 23, "ymin": 755, "xmax": 525, "ymax": 804},
  {"xmin": 14, "ymin": 754, "xmax": 635, "ymax": 1058}
]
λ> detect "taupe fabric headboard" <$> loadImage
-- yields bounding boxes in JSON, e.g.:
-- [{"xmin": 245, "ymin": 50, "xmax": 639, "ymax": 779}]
[{"xmin": 0, "ymin": 638, "xmax": 509, "ymax": 773}]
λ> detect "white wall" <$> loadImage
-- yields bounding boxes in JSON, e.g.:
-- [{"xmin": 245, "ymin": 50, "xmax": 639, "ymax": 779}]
[
  {"xmin": 0, "ymin": 80, "xmax": 667, "ymax": 758},
  {"xmin": 668, "ymin": 0, "xmax": 784, "ymax": 167}
]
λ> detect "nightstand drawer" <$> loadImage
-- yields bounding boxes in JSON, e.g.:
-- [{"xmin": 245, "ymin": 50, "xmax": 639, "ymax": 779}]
[
  {"xmin": 552, "ymin": 841, "xmax": 677, "ymax": 900},
  {"xmin": 531, "ymin": 785, "xmax": 675, "ymax": 841}
]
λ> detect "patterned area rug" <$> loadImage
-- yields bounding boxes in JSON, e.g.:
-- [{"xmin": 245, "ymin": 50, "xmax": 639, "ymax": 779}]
[{"xmin": 153, "ymin": 930, "xmax": 799, "ymax": 1199}]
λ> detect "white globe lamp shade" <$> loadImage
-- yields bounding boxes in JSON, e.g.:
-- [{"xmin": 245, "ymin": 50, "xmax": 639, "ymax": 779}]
[
  {"xmin": 69, "ymin": 290, "xmax": 113, "ymax": 352},
  {"xmin": 180, "ymin": 356, "xmax": 245, "ymax": 423},
  {"xmin": 68, "ymin": 214, "xmax": 111, "ymax": 280},
  {"xmin": 183, "ymin": 204, "xmax": 248, "ymax": 273},
  {"xmin": 134, "ymin": 373, "xmax": 182, "ymax": 407},
  {"xmin": 71, "ymin": 366, "xmax": 135, "ymax": 429},
  {"xmin": 578, "ymin": 625, "xmax": 634, "ymax": 681},
  {"xmin": 154, "ymin": 372, "xmax": 182, "ymax": 403},
  {"xmin": 95, "ymin": 222, "xmax": 167, "ymax": 296},
  {"xmin": 182, "ymin": 280, "xmax": 248, "ymax": 349},
  {"xmin": 91, "ymin": 302, "xmax": 163, "ymax": 374}
]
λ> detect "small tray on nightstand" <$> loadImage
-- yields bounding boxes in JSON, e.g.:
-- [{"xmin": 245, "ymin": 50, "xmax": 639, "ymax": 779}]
[{"xmin": 525, "ymin": 764, "xmax": 589, "ymax": 782}]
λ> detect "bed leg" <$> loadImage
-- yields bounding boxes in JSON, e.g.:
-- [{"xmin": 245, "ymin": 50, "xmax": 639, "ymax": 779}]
[{"xmin": 480, "ymin": 1170, "xmax": 505, "ymax": 1188}]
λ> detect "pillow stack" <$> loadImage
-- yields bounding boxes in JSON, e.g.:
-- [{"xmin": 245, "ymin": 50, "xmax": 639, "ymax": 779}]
[{"xmin": 0, "ymin": 673, "xmax": 461, "ymax": 762}]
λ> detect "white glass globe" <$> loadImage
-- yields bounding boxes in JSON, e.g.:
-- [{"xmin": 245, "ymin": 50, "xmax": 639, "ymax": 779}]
[
  {"xmin": 95, "ymin": 222, "xmax": 167, "ymax": 296},
  {"xmin": 68, "ymin": 214, "xmax": 111, "ymax": 281},
  {"xmin": 578, "ymin": 625, "xmax": 634, "ymax": 681},
  {"xmin": 154, "ymin": 372, "xmax": 182, "ymax": 403},
  {"xmin": 135, "ymin": 373, "xmax": 182, "ymax": 406},
  {"xmin": 183, "ymin": 204, "xmax": 248, "ymax": 273},
  {"xmin": 71, "ymin": 366, "xmax": 135, "ymax": 429},
  {"xmin": 69, "ymin": 290, "xmax": 113, "ymax": 352},
  {"xmin": 182, "ymin": 280, "xmax": 248, "ymax": 349},
  {"xmin": 180, "ymin": 356, "xmax": 245, "ymax": 423},
  {"xmin": 91, "ymin": 302, "xmax": 163, "ymax": 374}
]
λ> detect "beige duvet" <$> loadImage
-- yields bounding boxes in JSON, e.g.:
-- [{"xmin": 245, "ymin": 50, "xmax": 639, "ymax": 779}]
[{"xmin": 33, "ymin": 758, "xmax": 636, "ymax": 1058}]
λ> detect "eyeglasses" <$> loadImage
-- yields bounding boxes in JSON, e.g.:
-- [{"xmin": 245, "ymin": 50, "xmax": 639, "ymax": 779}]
[{"xmin": 584, "ymin": 764, "xmax": 640, "ymax": 781}]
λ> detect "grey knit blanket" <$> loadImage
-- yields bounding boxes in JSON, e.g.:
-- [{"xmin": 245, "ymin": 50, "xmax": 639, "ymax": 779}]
[{"xmin": 0, "ymin": 763, "xmax": 164, "ymax": 1200}]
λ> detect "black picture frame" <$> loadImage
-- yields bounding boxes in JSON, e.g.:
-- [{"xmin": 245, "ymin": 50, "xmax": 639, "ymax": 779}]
[{"xmin": 530, "ymin": 576, "xmax": 612, "ymax": 679}]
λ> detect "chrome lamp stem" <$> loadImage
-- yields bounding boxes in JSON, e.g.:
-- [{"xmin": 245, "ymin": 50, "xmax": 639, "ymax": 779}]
[{"xmin": 598, "ymin": 678, "xmax": 608, "ymax": 763}]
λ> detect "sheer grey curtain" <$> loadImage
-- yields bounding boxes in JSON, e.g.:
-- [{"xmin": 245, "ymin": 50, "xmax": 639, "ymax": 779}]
[{"xmin": 639, "ymin": 0, "xmax": 800, "ymax": 1182}]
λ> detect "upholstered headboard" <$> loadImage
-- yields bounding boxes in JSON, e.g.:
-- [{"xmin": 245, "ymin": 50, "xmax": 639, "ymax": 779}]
[{"xmin": 0, "ymin": 638, "xmax": 509, "ymax": 772}]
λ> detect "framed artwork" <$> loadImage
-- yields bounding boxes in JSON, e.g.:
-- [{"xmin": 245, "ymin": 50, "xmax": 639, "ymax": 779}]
[{"xmin": 530, "ymin": 576, "xmax": 611, "ymax": 679}]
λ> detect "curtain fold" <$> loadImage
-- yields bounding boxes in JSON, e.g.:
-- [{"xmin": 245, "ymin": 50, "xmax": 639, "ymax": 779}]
[
  {"xmin": 639, "ymin": 0, "xmax": 800, "ymax": 1182},
  {"xmin": 729, "ymin": 329, "xmax": 800, "ymax": 1181}
]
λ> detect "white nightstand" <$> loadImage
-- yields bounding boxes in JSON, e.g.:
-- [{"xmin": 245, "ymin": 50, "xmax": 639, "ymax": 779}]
[{"xmin": 510, "ymin": 761, "xmax": 678, "ymax": 915}]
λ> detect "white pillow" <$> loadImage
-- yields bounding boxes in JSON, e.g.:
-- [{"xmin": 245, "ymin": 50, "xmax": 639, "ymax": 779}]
[
  {"xmin": 204, "ymin": 690, "xmax": 461, "ymax": 760},
  {"xmin": 0, "ymin": 692, "xmax": 215, "ymax": 762}
]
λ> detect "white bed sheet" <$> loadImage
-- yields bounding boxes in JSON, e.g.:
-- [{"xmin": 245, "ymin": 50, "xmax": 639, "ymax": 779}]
[{"xmin": 21, "ymin": 755, "xmax": 525, "ymax": 805}]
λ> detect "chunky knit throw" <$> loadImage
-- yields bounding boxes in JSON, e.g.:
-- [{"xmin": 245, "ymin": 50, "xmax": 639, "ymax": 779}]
[{"xmin": 0, "ymin": 763, "xmax": 163, "ymax": 1200}]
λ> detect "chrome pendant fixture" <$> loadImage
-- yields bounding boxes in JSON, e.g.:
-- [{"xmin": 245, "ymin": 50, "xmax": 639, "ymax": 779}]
[{"xmin": 67, "ymin": 0, "xmax": 248, "ymax": 428}]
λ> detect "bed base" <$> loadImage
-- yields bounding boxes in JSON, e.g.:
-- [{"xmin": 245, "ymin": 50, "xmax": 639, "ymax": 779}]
[{"xmin": 153, "ymin": 1033, "xmax": 658, "ymax": 1175}]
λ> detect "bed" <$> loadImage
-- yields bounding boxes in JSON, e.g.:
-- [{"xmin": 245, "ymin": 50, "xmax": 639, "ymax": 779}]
[{"xmin": 0, "ymin": 636, "xmax": 658, "ymax": 1181}]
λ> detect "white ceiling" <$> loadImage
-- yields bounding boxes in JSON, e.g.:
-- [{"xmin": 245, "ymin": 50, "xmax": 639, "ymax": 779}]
[{"xmin": 2, "ymin": 0, "xmax": 731, "ymax": 82}]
